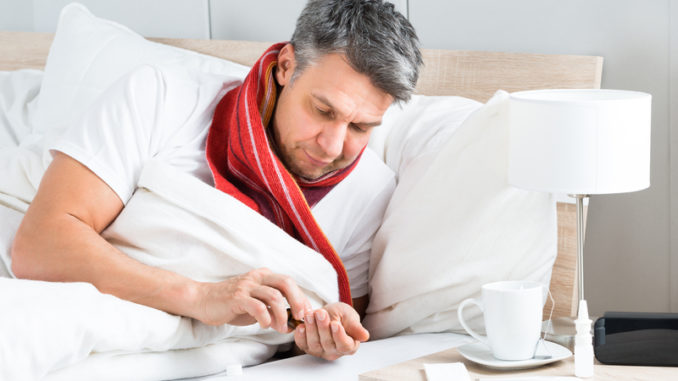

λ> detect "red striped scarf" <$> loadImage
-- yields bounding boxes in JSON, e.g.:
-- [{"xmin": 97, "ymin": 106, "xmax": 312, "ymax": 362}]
[{"xmin": 206, "ymin": 43, "xmax": 357, "ymax": 305}]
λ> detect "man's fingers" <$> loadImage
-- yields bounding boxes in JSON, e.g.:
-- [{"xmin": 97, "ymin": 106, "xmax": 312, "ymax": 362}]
[
  {"xmin": 303, "ymin": 310, "xmax": 323, "ymax": 354},
  {"xmin": 331, "ymin": 320, "xmax": 359, "ymax": 354},
  {"xmin": 261, "ymin": 272, "xmax": 309, "ymax": 320},
  {"xmin": 249, "ymin": 286, "xmax": 288, "ymax": 332},
  {"xmin": 236, "ymin": 297, "xmax": 272, "ymax": 329},
  {"xmin": 294, "ymin": 324, "xmax": 308, "ymax": 352},
  {"xmin": 241, "ymin": 268, "xmax": 310, "ymax": 327},
  {"xmin": 203, "ymin": 269, "xmax": 310, "ymax": 330},
  {"xmin": 314, "ymin": 309, "xmax": 336, "ymax": 354},
  {"xmin": 343, "ymin": 316, "xmax": 370, "ymax": 342}
]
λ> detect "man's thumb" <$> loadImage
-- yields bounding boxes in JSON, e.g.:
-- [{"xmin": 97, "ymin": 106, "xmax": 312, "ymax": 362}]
[{"xmin": 344, "ymin": 317, "xmax": 370, "ymax": 342}]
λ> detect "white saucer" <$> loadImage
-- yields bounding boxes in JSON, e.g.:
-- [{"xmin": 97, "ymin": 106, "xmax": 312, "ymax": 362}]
[{"xmin": 457, "ymin": 340, "xmax": 572, "ymax": 370}]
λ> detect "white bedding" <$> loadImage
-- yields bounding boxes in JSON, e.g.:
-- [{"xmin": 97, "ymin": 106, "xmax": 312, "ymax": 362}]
[
  {"xmin": 0, "ymin": 62, "xmax": 559, "ymax": 379},
  {"xmin": 0, "ymin": 4, "xmax": 562, "ymax": 375},
  {"xmin": 0, "ymin": 69, "xmax": 341, "ymax": 380},
  {"xmin": 0, "ymin": 70, "xmax": 473, "ymax": 381},
  {"xmin": 0, "ymin": 69, "xmax": 42, "ymax": 149},
  {"xmin": 0, "ymin": 157, "xmax": 341, "ymax": 380},
  {"xmin": 0, "ymin": 69, "xmax": 46, "ymax": 276}
]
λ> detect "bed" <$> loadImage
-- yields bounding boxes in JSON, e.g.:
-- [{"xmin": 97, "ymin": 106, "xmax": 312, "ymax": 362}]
[{"xmin": 0, "ymin": 3, "xmax": 602, "ymax": 380}]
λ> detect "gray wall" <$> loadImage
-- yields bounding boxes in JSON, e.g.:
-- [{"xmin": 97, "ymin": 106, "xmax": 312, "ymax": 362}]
[
  {"xmin": 1, "ymin": 0, "xmax": 407, "ymax": 40},
  {"xmin": 32, "ymin": 0, "xmax": 210, "ymax": 38},
  {"xmin": 209, "ymin": 0, "xmax": 305, "ymax": 41},
  {"xmin": 1, "ymin": 0, "xmax": 210, "ymax": 38},
  {"xmin": 0, "ymin": 0, "xmax": 33, "ymax": 31},
  {"xmin": 208, "ymin": 0, "xmax": 406, "ymax": 41},
  {"xmin": 1, "ymin": 0, "xmax": 674, "ymax": 316}
]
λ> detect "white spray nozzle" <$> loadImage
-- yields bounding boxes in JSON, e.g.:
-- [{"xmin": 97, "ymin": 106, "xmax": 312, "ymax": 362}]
[
  {"xmin": 573, "ymin": 299, "xmax": 594, "ymax": 377},
  {"xmin": 576, "ymin": 299, "xmax": 591, "ymax": 323},
  {"xmin": 575, "ymin": 299, "xmax": 592, "ymax": 345}
]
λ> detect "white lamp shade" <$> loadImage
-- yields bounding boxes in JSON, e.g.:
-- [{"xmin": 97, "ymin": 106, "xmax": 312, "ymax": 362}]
[{"xmin": 508, "ymin": 89, "xmax": 652, "ymax": 194}]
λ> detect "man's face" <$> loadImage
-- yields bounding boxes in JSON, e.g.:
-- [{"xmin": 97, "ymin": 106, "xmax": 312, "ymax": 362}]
[{"xmin": 271, "ymin": 44, "xmax": 394, "ymax": 180}]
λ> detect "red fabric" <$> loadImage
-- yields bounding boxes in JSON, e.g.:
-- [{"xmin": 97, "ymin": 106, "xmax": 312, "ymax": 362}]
[{"xmin": 206, "ymin": 43, "xmax": 357, "ymax": 305}]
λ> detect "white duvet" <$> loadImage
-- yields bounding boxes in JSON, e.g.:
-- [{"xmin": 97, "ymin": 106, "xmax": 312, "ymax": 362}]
[
  {"xmin": 0, "ymin": 66, "xmax": 558, "ymax": 380},
  {"xmin": 0, "ymin": 70, "xmax": 338, "ymax": 381}
]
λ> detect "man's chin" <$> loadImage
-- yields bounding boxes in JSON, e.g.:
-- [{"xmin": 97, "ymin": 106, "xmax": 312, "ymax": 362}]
[
  {"xmin": 289, "ymin": 158, "xmax": 351, "ymax": 181},
  {"xmin": 297, "ymin": 171, "xmax": 329, "ymax": 181},
  {"xmin": 294, "ymin": 166, "xmax": 335, "ymax": 181}
]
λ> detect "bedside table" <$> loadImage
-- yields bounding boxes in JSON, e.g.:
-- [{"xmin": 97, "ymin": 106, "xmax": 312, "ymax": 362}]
[{"xmin": 358, "ymin": 346, "xmax": 678, "ymax": 380}]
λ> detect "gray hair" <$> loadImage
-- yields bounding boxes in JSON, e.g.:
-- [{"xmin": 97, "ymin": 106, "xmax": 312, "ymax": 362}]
[{"xmin": 290, "ymin": 0, "xmax": 423, "ymax": 103}]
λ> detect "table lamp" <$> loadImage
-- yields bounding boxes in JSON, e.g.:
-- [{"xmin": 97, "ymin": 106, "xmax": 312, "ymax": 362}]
[{"xmin": 507, "ymin": 89, "xmax": 652, "ymax": 320}]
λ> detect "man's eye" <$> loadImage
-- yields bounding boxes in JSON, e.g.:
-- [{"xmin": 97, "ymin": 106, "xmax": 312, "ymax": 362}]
[
  {"xmin": 316, "ymin": 107, "xmax": 331, "ymax": 117},
  {"xmin": 350, "ymin": 124, "xmax": 367, "ymax": 133}
]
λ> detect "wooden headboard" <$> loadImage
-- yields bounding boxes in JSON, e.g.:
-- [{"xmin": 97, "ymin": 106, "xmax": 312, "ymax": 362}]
[{"xmin": 0, "ymin": 31, "xmax": 603, "ymax": 319}]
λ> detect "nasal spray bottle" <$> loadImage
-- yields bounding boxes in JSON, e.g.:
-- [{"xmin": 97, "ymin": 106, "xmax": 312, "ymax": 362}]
[{"xmin": 574, "ymin": 299, "xmax": 594, "ymax": 378}]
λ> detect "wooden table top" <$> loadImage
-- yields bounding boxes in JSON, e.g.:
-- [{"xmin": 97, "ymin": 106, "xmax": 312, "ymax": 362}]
[{"xmin": 359, "ymin": 346, "xmax": 678, "ymax": 381}]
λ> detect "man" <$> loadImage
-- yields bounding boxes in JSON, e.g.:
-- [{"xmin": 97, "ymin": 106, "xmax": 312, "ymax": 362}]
[{"xmin": 11, "ymin": 0, "xmax": 422, "ymax": 361}]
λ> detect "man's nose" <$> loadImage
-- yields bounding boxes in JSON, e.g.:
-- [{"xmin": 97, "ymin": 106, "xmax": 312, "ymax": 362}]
[{"xmin": 316, "ymin": 123, "xmax": 346, "ymax": 159}]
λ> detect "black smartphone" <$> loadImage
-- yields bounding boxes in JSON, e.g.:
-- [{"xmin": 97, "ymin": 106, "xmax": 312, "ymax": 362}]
[{"xmin": 594, "ymin": 311, "xmax": 678, "ymax": 366}]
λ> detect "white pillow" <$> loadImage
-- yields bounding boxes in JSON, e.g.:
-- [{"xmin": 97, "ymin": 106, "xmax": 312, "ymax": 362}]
[
  {"xmin": 34, "ymin": 3, "xmax": 249, "ymax": 136},
  {"xmin": 0, "ymin": 70, "xmax": 43, "ymax": 149},
  {"xmin": 363, "ymin": 91, "xmax": 557, "ymax": 340},
  {"xmin": 368, "ymin": 94, "xmax": 481, "ymax": 178}
]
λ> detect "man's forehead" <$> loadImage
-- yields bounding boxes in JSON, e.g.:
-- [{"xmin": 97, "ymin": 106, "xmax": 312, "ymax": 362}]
[
  {"xmin": 292, "ymin": 52, "xmax": 393, "ymax": 121},
  {"xmin": 310, "ymin": 91, "xmax": 386, "ymax": 126}
]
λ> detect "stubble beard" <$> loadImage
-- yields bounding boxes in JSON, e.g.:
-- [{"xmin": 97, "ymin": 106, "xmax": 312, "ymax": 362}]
[{"xmin": 280, "ymin": 144, "xmax": 343, "ymax": 181}]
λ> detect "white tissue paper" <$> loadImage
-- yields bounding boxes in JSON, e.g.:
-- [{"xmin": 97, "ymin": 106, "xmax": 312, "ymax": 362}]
[{"xmin": 424, "ymin": 362, "xmax": 471, "ymax": 381}]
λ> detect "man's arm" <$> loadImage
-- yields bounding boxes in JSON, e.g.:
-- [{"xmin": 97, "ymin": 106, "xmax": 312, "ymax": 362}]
[{"xmin": 11, "ymin": 152, "xmax": 310, "ymax": 330}]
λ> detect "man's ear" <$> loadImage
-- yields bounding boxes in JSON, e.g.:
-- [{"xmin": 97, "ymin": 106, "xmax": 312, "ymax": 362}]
[{"xmin": 276, "ymin": 44, "xmax": 296, "ymax": 86}]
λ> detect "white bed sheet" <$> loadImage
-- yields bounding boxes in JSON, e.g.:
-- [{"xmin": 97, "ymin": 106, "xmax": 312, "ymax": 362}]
[{"xmin": 194, "ymin": 333, "xmax": 473, "ymax": 381}]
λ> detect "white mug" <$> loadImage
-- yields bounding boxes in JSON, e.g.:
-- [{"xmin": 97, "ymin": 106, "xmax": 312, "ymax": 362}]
[{"xmin": 457, "ymin": 280, "xmax": 544, "ymax": 361}]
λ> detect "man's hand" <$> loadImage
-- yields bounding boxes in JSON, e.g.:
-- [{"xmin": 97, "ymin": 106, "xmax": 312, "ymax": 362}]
[
  {"xmin": 196, "ymin": 268, "xmax": 311, "ymax": 333},
  {"xmin": 293, "ymin": 302, "xmax": 369, "ymax": 360}
]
